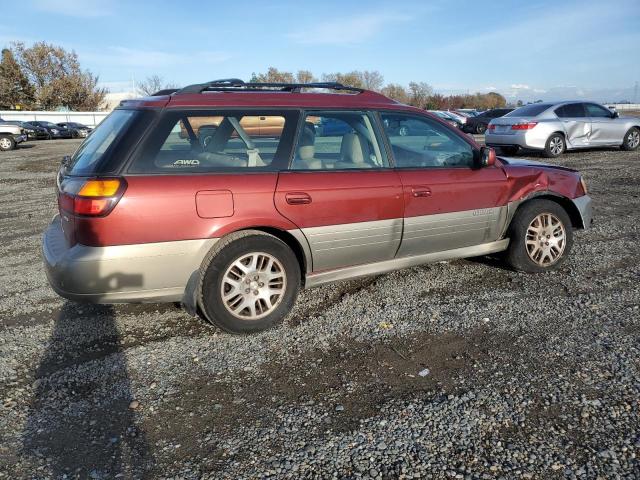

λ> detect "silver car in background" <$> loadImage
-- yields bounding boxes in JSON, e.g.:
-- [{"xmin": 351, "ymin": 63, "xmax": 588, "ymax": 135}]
[{"xmin": 485, "ymin": 101, "xmax": 640, "ymax": 157}]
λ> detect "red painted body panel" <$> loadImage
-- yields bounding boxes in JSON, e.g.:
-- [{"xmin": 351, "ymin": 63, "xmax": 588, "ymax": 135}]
[
  {"xmin": 497, "ymin": 160, "xmax": 584, "ymax": 201},
  {"xmin": 274, "ymin": 171, "xmax": 404, "ymax": 228},
  {"xmin": 195, "ymin": 190, "xmax": 234, "ymax": 218},
  {"xmin": 398, "ymin": 166, "xmax": 509, "ymax": 218},
  {"xmin": 74, "ymin": 174, "xmax": 296, "ymax": 247}
]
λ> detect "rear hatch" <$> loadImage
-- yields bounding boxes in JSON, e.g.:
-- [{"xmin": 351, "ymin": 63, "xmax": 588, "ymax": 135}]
[{"xmin": 57, "ymin": 109, "xmax": 154, "ymax": 246}]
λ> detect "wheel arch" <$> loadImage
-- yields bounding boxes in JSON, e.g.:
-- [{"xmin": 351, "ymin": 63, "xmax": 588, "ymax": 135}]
[{"xmin": 513, "ymin": 192, "xmax": 584, "ymax": 229}]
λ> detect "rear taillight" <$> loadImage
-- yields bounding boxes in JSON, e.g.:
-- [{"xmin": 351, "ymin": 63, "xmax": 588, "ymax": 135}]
[
  {"xmin": 59, "ymin": 178, "xmax": 127, "ymax": 217},
  {"xmin": 511, "ymin": 122, "xmax": 538, "ymax": 130},
  {"xmin": 487, "ymin": 124, "xmax": 496, "ymax": 131}
]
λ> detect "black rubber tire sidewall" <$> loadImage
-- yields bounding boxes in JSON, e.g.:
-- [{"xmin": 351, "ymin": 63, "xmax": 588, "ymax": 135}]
[
  {"xmin": 543, "ymin": 133, "xmax": 565, "ymax": 158},
  {"xmin": 476, "ymin": 123, "xmax": 487, "ymax": 134},
  {"xmin": 505, "ymin": 199, "xmax": 574, "ymax": 273},
  {"xmin": 200, "ymin": 234, "xmax": 301, "ymax": 334},
  {"xmin": 621, "ymin": 127, "xmax": 639, "ymax": 151}
]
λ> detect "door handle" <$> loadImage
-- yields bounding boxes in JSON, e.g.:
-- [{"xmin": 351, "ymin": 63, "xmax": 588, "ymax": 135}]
[
  {"xmin": 411, "ymin": 187, "xmax": 432, "ymax": 198},
  {"xmin": 285, "ymin": 192, "xmax": 312, "ymax": 205},
  {"xmin": 260, "ymin": 116, "xmax": 266, "ymax": 120}
]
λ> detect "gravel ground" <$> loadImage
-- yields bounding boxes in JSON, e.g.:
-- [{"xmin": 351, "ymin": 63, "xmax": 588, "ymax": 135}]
[{"xmin": 0, "ymin": 137, "xmax": 639, "ymax": 479}]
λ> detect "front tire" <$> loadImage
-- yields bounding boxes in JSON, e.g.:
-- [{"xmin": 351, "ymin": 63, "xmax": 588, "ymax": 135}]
[
  {"xmin": 504, "ymin": 200, "xmax": 573, "ymax": 273},
  {"xmin": 198, "ymin": 231, "xmax": 301, "ymax": 334},
  {"xmin": 475, "ymin": 123, "xmax": 487, "ymax": 134},
  {"xmin": 543, "ymin": 133, "xmax": 565, "ymax": 158},
  {"xmin": 621, "ymin": 127, "xmax": 640, "ymax": 151},
  {"xmin": 0, "ymin": 135, "xmax": 16, "ymax": 151}
]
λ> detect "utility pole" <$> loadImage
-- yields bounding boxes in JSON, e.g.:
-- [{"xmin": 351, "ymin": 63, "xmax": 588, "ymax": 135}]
[{"xmin": 634, "ymin": 81, "xmax": 638, "ymax": 104}]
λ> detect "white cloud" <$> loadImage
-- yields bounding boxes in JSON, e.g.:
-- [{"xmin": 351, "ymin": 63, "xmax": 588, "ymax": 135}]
[
  {"xmin": 31, "ymin": 0, "xmax": 115, "ymax": 17},
  {"xmin": 511, "ymin": 84, "xmax": 530, "ymax": 90},
  {"xmin": 287, "ymin": 12, "xmax": 412, "ymax": 45}
]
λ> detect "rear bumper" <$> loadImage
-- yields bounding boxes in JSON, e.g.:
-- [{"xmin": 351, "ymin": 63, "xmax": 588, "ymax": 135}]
[
  {"xmin": 42, "ymin": 215, "xmax": 217, "ymax": 303},
  {"xmin": 572, "ymin": 194, "xmax": 593, "ymax": 229},
  {"xmin": 485, "ymin": 130, "xmax": 547, "ymax": 150}
]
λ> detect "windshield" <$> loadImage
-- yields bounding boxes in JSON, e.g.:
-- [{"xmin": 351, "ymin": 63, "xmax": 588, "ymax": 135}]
[
  {"xmin": 67, "ymin": 110, "xmax": 137, "ymax": 175},
  {"xmin": 506, "ymin": 104, "xmax": 552, "ymax": 117}
]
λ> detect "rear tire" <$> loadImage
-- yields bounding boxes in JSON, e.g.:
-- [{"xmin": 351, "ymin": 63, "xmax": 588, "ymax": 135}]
[
  {"xmin": 499, "ymin": 146, "xmax": 519, "ymax": 156},
  {"xmin": 198, "ymin": 230, "xmax": 301, "ymax": 334},
  {"xmin": 475, "ymin": 123, "xmax": 487, "ymax": 134},
  {"xmin": 621, "ymin": 127, "xmax": 640, "ymax": 151},
  {"xmin": 504, "ymin": 199, "xmax": 573, "ymax": 273},
  {"xmin": 543, "ymin": 133, "xmax": 565, "ymax": 158},
  {"xmin": 0, "ymin": 135, "xmax": 16, "ymax": 151}
]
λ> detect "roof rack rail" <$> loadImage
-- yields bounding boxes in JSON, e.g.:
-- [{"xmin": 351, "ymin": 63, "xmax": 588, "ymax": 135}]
[
  {"xmin": 174, "ymin": 80, "xmax": 364, "ymax": 95},
  {"xmin": 152, "ymin": 88, "xmax": 180, "ymax": 96}
]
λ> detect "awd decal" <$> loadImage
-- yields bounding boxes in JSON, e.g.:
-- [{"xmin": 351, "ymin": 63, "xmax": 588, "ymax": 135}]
[{"xmin": 173, "ymin": 159, "xmax": 200, "ymax": 166}]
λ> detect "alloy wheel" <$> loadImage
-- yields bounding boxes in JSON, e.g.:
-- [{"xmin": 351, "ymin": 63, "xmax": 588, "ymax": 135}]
[
  {"xmin": 627, "ymin": 130, "xmax": 640, "ymax": 149},
  {"xmin": 220, "ymin": 252, "xmax": 287, "ymax": 320},
  {"xmin": 549, "ymin": 136, "xmax": 564, "ymax": 156},
  {"xmin": 0, "ymin": 138, "xmax": 12, "ymax": 150},
  {"xmin": 525, "ymin": 213, "xmax": 566, "ymax": 266}
]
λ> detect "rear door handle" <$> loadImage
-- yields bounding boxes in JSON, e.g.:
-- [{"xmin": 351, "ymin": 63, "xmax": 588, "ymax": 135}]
[
  {"xmin": 285, "ymin": 192, "xmax": 312, "ymax": 205},
  {"xmin": 411, "ymin": 187, "xmax": 432, "ymax": 198}
]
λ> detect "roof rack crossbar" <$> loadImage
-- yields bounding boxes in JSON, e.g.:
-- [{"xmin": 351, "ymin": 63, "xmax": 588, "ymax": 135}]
[{"xmin": 174, "ymin": 81, "xmax": 364, "ymax": 95}]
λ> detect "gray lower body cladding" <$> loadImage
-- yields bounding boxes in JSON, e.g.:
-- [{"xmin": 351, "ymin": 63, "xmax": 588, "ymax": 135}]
[{"xmin": 42, "ymin": 197, "xmax": 591, "ymax": 304}]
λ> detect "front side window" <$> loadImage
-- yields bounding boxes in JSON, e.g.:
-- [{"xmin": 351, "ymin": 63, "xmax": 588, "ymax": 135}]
[
  {"xmin": 555, "ymin": 103, "xmax": 586, "ymax": 118},
  {"xmin": 291, "ymin": 111, "xmax": 386, "ymax": 170},
  {"xmin": 381, "ymin": 112, "xmax": 474, "ymax": 168},
  {"xmin": 584, "ymin": 103, "xmax": 613, "ymax": 118},
  {"xmin": 130, "ymin": 111, "xmax": 296, "ymax": 173}
]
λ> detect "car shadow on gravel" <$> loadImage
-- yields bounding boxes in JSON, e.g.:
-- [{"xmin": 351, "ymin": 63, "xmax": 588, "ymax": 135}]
[{"xmin": 22, "ymin": 303, "xmax": 152, "ymax": 478}]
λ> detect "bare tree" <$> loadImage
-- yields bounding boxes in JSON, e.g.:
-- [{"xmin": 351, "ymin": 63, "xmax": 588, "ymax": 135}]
[
  {"xmin": 381, "ymin": 83, "xmax": 409, "ymax": 104},
  {"xmin": 360, "ymin": 71, "xmax": 384, "ymax": 92},
  {"xmin": 295, "ymin": 70, "xmax": 317, "ymax": 84},
  {"xmin": 408, "ymin": 81, "xmax": 433, "ymax": 109},
  {"xmin": 137, "ymin": 75, "xmax": 178, "ymax": 96}
]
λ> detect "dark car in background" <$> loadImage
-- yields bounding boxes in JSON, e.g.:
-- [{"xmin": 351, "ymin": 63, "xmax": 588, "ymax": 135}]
[
  {"xmin": 463, "ymin": 108, "xmax": 514, "ymax": 134},
  {"xmin": 29, "ymin": 121, "xmax": 73, "ymax": 139},
  {"xmin": 57, "ymin": 122, "xmax": 93, "ymax": 138},
  {"xmin": 2, "ymin": 120, "xmax": 50, "ymax": 140}
]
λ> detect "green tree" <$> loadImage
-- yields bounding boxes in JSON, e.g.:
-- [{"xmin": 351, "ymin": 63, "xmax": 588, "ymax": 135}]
[
  {"xmin": 11, "ymin": 41, "xmax": 107, "ymax": 110},
  {"xmin": 0, "ymin": 48, "xmax": 34, "ymax": 109},
  {"xmin": 251, "ymin": 67, "xmax": 295, "ymax": 83}
]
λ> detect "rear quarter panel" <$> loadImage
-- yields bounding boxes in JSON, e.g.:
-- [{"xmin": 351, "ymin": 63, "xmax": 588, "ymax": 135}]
[{"xmin": 74, "ymin": 173, "xmax": 296, "ymax": 247}]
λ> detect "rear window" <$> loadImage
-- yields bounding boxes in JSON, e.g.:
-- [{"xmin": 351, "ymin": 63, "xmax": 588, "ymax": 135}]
[
  {"xmin": 67, "ymin": 110, "xmax": 138, "ymax": 175},
  {"xmin": 129, "ymin": 110, "xmax": 298, "ymax": 173},
  {"xmin": 506, "ymin": 104, "xmax": 551, "ymax": 117}
]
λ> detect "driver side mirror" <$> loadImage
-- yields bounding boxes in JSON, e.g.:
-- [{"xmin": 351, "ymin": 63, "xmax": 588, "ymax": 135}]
[
  {"xmin": 611, "ymin": 110, "xmax": 619, "ymax": 119},
  {"xmin": 480, "ymin": 146, "xmax": 496, "ymax": 167}
]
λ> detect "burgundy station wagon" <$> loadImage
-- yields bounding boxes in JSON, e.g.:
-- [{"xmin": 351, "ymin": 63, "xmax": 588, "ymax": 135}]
[{"xmin": 43, "ymin": 80, "xmax": 592, "ymax": 333}]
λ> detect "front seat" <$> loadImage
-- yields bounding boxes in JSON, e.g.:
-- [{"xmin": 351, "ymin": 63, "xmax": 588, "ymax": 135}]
[
  {"xmin": 337, "ymin": 133, "xmax": 374, "ymax": 168},
  {"xmin": 294, "ymin": 124, "xmax": 323, "ymax": 169}
]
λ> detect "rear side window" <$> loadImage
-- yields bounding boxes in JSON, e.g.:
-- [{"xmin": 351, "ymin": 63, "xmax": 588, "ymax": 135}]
[
  {"xmin": 506, "ymin": 104, "xmax": 550, "ymax": 117},
  {"xmin": 291, "ymin": 111, "xmax": 386, "ymax": 170},
  {"xmin": 555, "ymin": 104, "xmax": 586, "ymax": 118},
  {"xmin": 584, "ymin": 103, "xmax": 612, "ymax": 118},
  {"xmin": 130, "ymin": 110, "xmax": 297, "ymax": 173},
  {"xmin": 67, "ymin": 110, "xmax": 138, "ymax": 175}
]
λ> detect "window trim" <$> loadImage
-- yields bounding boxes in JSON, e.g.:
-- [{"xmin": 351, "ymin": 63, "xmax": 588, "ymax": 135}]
[
  {"xmin": 286, "ymin": 109, "xmax": 391, "ymax": 172},
  {"xmin": 377, "ymin": 110, "xmax": 479, "ymax": 170},
  {"xmin": 125, "ymin": 107, "xmax": 301, "ymax": 175}
]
